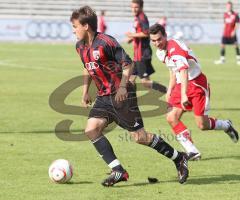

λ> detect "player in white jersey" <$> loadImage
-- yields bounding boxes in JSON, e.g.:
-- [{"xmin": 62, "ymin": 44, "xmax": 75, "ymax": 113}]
[{"xmin": 149, "ymin": 23, "xmax": 239, "ymax": 160}]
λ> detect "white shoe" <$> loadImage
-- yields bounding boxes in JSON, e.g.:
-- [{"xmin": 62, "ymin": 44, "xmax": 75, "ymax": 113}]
[{"xmin": 214, "ymin": 59, "xmax": 225, "ymax": 65}]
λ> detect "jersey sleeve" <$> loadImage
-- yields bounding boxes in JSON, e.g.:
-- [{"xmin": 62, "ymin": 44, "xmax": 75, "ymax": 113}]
[
  {"xmin": 75, "ymin": 41, "xmax": 80, "ymax": 54},
  {"xmin": 105, "ymin": 37, "xmax": 132, "ymax": 69},
  {"xmin": 75, "ymin": 41, "xmax": 84, "ymax": 64},
  {"xmin": 168, "ymin": 40, "xmax": 189, "ymax": 71}
]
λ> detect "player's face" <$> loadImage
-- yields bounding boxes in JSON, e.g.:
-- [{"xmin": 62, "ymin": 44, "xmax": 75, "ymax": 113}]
[
  {"xmin": 226, "ymin": 3, "xmax": 232, "ymax": 12},
  {"xmin": 131, "ymin": 3, "xmax": 142, "ymax": 16},
  {"xmin": 72, "ymin": 19, "xmax": 87, "ymax": 41},
  {"xmin": 150, "ymin": 32, "xmax": 167, "ymax": 50}
]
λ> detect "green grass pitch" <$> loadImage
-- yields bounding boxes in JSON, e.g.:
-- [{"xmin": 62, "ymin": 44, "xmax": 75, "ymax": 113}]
[{"xmin": 0, "ymin": 42, "xmax": 239, "ymax": 200}]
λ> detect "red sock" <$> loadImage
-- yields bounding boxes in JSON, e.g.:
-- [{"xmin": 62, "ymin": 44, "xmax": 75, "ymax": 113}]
[
  {"xmin": 208, "ymin": 117, "xmax": 216, "ymax": 130},
  {"xmin": 172, "ymin": 121, "xmax": 193, "ymax": 143}
]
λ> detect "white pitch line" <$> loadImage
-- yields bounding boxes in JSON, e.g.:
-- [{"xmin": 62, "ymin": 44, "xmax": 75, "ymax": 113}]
[{"xmin": 0, "ymin": 60, "xmax": 80, "ymax": 73}]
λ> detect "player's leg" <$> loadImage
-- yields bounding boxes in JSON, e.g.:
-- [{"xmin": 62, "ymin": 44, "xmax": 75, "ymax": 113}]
[
  {"xmin": 166, "ymin": 107, "xmax": 201, "ymax": 160},
  {"xmin": 129, "ymin": 128, "xmax": 189, "ymax": 184},
  {"xmin": 110, "ymin": 82, "xmax": 188, "ymax": 183},
  {"xmin": 141, "ymin": 77, "xmax": 167, "ymax": 93},
  {"xmin": 194, "ymin": 115, "xmax": 239, "ymax": 143},
  {"xmin": 215, "ymin": 38, "xmax": 226, "ymax": 65},
  {"xmin": 234, "ymin": 38, "xmax": 240, "ymax": 65},
  {"xmin": 85, "ymin": 117, "xmax": 129, "ymax": 187},
  {"xmin": 137, "ymin": 60, "xmax": 167, "ymax": 93},
  {"xmin": 87, "ymin": 97, "xmax": 129, "ymax": 187},
  {"xmin": 192, "ymin": 80, "xmax": 239, "ymax": 143}
]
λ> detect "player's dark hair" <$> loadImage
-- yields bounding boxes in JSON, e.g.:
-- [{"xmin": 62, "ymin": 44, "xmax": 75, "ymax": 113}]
[
  {"xmin": 70, "ymin": 6, "xmax": 97, "ymax": 32},
  {"xmin": 149, "ymin": 23, "xmax": 166, "ymax": 36},
  {"xmin": 100, "ymin": 10, "xmax": 105, "ymax": 16},
  {"xmin": 227, "ymin": 1, "xmax": 232, "ymax": 6},
  {"xmin": 132, "ymin": 0, "xmax": 144, "ymax": 8}
]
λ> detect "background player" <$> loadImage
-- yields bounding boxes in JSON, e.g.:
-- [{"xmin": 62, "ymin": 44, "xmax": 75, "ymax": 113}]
[
  {"xmin": 98, "ymin": 10, "xmax": 107, "ymax": 33},
  {"xmin": 71, "ymin": 6, "xmax": 189, "ymax": 186},
  {"xmin": 149, "ymin": 23, "xmax": 239, "ymax": 160},
  {"xmin": 125, "ymin": 0, "xmax": 167, "ymax": 93},
  {"xmin": 215, "ymin": 1, "xmax": 240, "ymax": 65}
]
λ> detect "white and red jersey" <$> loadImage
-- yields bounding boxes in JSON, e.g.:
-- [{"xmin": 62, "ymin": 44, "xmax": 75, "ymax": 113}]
[
  {"xmin": 156, "ymin": 39, "xmax": 201, "ymax": 84},
  {"xmin": 223, "ymin": 11, "xmax": 239, "ymax": 37}
]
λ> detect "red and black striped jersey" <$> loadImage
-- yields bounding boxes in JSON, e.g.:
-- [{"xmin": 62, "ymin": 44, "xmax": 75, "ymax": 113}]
[
  {"xmin": 223, "ymin": 11, "xmax": 239, "ymax": 37},
  {"xmin": 133, "ymin": 11, "xmax": 152, "ymax": 61},
  {"xmin": 76, "ymin": 32, "xmax": 132, "ymax": 96}
]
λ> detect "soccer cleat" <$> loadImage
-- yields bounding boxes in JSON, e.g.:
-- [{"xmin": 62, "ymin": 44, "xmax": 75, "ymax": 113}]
[
  {"xmin": 224, "ymin": 120, "xmax": 239, "ymax": 143},
  {"xmin": 175, "ymin": 153, "xmax": 189, "ymax": 184},
  {"xmin": 187, "ymin": 152, "xmax": 201, "ymax": 161},
  {"xmin": 101, "ymin": 170, "xmax": 129, "ymax": 187},
  {"xmin": 236, "ymin": 56, "xmax": 240, "ymax": 65},
  {"xmin": 214, "ymin": 59, "xmax": 225, "ymax": 65}
]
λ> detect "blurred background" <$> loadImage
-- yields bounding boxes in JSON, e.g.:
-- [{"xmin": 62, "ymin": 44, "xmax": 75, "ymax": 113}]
[{"xmin": 0, "ymin": 0, "xmax": 239, "ymax": 43}]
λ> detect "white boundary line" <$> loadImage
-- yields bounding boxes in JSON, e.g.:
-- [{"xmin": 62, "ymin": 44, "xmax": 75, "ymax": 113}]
[{"xmin": 0, "ymin": 60, "xmax": 79, "ymax": 73}]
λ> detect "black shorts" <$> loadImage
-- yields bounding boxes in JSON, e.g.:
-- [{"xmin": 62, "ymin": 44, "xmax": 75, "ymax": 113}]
[
  {"xmin": 222, "ymin": 36, "xmax": 238, "ymax": 45},
  {"xmin": 132, "ymin": 59, "xmax": 155, "ymax": 79},
  {"xmin": 88, "ymin": 83, "xmax": 144, "ymax": 132}
]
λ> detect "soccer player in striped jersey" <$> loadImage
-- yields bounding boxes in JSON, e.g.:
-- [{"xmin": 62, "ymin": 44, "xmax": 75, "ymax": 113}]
[
  {"xmin": 149, "ymin": 23, "xmax": 239, "ymax": 161},
  {"xmin": 215, "ymin": 1, "xmax": 240, "ymax": 65},
  {"xmin": 125, "ymin": 0, "xmax": 167, "ymax": 93},
  {"xmin": 71, "ymin": 6, "xmax": 189, "ymax": 186}
]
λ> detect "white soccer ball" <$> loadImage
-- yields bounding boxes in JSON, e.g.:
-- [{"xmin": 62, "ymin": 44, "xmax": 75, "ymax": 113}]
[{"xmin": 48, "ymin": 159, "xmax": 73, "ymax": 183}]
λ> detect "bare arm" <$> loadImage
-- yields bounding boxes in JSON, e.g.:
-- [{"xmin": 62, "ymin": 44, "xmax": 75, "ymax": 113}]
[
  {"xmin": 232, "ymin": 23, "xmax": 238, "ymax": 36},
  {"xmin": 179, "ymin": 69, "xmax": 189, "ymax": 110},
  {"xmin": 168, "ymin": 70, "xmax": 177, "ymax": 92},
  {"xmin": 120, "ymin": 63, "xmax": 134, "ymax": 87},
  {"xmin": 115, "ymin": 63, "xmax": 134, "ymax": 102},
  {"xmin": 166, "ymin": 70, "xmax": 176, "ymax": 102},
  {"xmin": 83, "ymin": 68, "xmax": 92, "ymax": 94},
  {"xmin": 82, "ymin": 68, "xmax": 92, "ymax": 107},
  {"xmin": 125, "ymin": 31, "xmax": 149, "ymax": 39}
]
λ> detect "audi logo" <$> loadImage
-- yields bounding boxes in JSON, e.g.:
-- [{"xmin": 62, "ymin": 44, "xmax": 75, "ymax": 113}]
[
  {"xmin": 25, "ymin": 21, "xmax": 72, "ymax": 39},
  {"xmin": 168, "ymin": 23, "xmax": 204, "ymax": 41},
  {"xmin": 85, "ymin": 62, "xmax": 99, "ymax": 70}
]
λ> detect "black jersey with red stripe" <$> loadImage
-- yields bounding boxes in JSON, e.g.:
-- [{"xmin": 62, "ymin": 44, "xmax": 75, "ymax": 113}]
[
  {"xmin": 76, "ymin": 32, "xmax": 132, "ymax": 96},
  {"xmin": 133, "ymin": 11, "xmax": 152, "ymax": 61}
]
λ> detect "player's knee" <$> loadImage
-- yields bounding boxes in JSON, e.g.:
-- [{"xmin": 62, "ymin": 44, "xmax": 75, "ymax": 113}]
[
  {"xmin": 130, "ymin": 130, "xmax": 151, "ymax": 145},
  {"xmin": 84, "ymin": 126, "xmax": 101, "ymax": 139},
  {"xmin": 166, "ymin": 114, "xmax": 177, "ymax": 125}
]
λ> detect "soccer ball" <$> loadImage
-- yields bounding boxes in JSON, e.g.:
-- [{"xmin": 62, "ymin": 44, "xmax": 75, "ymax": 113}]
[{"xmin": 48, "ymin": 159, "xmax": 73, "ymax": 183}]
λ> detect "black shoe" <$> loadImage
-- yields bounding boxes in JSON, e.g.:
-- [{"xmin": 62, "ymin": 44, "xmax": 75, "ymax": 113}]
[
  {"xmin": 101, "ymin": 170, "xmax": 129, "ymax": 187},
  {"xmin": 187, "ymin": 152, "xmax": 201, "ymax": 161},
  {"xmin": 224, "ymin": 120, "xmax": 239, "ymax": 143},
  {"xmin": 175, "ymin": 153, "xmax": 189, "ymax": 184}
]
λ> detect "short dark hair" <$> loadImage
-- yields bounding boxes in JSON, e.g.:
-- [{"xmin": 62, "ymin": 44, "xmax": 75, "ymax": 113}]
[
  {"xmin": 149, "ymin": 23, "xmax": 166, "ymax": 36},
  {"xmin": 70, "ymin": 6, "xmax": 97, "ymax": 32},
  {"xmin": 100, "ymin": 10, "xmax": 105, "ymax": 16},
  {"xmin": 227, "ymin": 1, "xmax": 232, "ymax": 6},
  {"xmin": 132, "ymin": 0, "xmax": 144, "ymax": 8}
]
